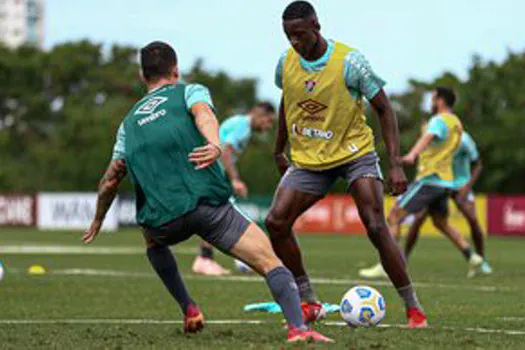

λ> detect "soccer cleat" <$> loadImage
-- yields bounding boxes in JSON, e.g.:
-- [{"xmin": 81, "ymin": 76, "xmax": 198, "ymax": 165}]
[
  {"xmin": 407, "ymin": 307, "xmax": 428, "ymax": 328},
  {"xmin": 358, "ymin": 263, "xmax": 388, "ymax": 279},
  {"xmin": 192, "ymin": 256, "xmax": 232, "ymax": 276},
  {"xmin": 287, "ymin": 327, "xmax": 335, "ymax": 344},
  {"xmin": 184, "ymin": 304, "xmax": 205, "ymax": 333},
  {"xmin": 301, "ymin": 302, "xmax": 326, "ymax": 324},
  {"xmin": 480, "ymin": 261, "xmax": 493, "ymax": 275},
  {"xmin": 467, "ymin": 253, "xmax": 484, "ymax": 278}
]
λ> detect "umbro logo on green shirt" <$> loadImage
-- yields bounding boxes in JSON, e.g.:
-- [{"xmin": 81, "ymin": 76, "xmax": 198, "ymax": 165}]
[{"xmin": 136, "ymin": 96, "xmax": 168, "ymax": 115}]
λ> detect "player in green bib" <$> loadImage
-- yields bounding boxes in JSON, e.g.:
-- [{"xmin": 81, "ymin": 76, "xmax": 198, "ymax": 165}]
[{"xmin": 82, "ymin": 41, "xmax": 332, "ymax": 344}]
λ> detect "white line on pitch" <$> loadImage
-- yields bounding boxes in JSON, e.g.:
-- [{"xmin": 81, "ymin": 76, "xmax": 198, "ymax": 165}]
[
  {"xmin": 37, "ymin": 268, "xmax": 511, "ymax": 293},
  {"xmin": 0, "ymin": 319, "xmax": 524, "ymax": 336},
  {"xmin": 0, "ymin": 245, "xmax": 196, "ymax": 255}
]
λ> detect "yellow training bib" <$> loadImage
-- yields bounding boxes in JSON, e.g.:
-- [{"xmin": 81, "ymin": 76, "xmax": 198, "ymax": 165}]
[
  {"xmin": 417, "ymin": 113, "xmax": 463, "ymax": 181},
  {"xmin": 282, "ymin": 41, "xmax": 375, "ymax": 170}
]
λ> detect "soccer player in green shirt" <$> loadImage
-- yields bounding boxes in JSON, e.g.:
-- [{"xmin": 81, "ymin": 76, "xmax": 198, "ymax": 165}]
[{"xmin": 82, "ymin": 41, "xmax": 332, "ymax": 344}]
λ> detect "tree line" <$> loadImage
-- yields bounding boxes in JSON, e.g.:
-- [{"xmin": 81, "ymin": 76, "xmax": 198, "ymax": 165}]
[{"xmin": 1, "ymin": 41, "xmax": 523, "ymax": 194}]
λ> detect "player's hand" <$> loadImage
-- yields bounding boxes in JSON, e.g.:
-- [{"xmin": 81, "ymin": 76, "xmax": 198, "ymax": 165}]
[
  {"xmin": 232, "ymin": 179, "xmax": 249, "ymax": 198},
  {"xmin": 82, "ymin": 219, "xmax": 102, "ymax": 244},
  {"xmin": 399, "ymin": 154, "xmax": 417, "ymax": 166},
  {"xmin": 388, "ymin": 165, "xmax": 408, "ymax": 196},
  {"xmin": 274, "ymin": 153, "xmax": 289, "ymax": 176},
  {"xmin": 189, "ymin": 143, "xmax": 222, "ymax": 170}
]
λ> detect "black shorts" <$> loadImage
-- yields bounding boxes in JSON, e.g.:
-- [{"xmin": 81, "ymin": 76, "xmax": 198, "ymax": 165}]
[
  {"xmin": 142, "ymin": 201, "xmax": 251, "ymax": 252},
  {"xmin": 397, "ymin": 182, "xmax": 449, "ymax": 216}
]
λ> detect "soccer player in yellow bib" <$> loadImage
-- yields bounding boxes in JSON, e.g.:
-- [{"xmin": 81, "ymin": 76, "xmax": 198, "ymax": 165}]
[
  {"xmin": 265, "ymin": 1, "xmax": 427, "ymax": 328},
  {"xmin": 360, "ymin": 87, "xmax": 484, "ymax": 278}
]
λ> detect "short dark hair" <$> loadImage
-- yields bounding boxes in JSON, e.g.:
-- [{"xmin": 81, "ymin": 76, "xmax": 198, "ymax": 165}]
[
  {"xmin": 140, "ymin": 41, "xmax": 177, "ymax": 83},
  {"xmin": 435, "ymin": 87, "xmax": 456, "ymax": 108},
  {"xmin": 282, "ymin": 1, "xmax": 316, "ymax": 21},
  {"xmin": 253, "ymin": 101, "xmax": 276, "ymax": 115}
]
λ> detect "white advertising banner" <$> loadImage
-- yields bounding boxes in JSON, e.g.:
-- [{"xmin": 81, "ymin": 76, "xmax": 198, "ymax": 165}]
[{"xmin": 37, "ymin": 193, "xmax": 118, "ymax": 231}]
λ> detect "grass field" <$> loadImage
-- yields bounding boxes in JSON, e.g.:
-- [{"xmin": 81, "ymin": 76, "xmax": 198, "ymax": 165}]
[{"xmin": 1, "ymin": 228, "xmax": 524, "ymax": 349}]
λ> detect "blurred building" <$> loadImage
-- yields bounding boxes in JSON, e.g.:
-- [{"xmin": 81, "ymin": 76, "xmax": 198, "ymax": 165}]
[{"xmin": 0, "ymin": 0, "xmax": 44, "ymax": 48}]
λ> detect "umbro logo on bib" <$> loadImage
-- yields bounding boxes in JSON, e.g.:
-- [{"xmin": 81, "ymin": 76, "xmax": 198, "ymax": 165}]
[{"xmin": 136, "ymin": 96, "xmax": 168, "ymax": 115}]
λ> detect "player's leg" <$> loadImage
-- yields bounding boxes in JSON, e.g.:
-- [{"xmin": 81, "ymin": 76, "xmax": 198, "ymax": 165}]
[
  {"xmin": 265, "ymin": 166, "xmax": 335, "ymax": 314},
  {"xmin": 453, "ymin": 192, "xmax": 493, "ymax": 274},
  {"xmin": 351, "ymin": 178, "xmax": 425, "ymax": 318},
  {"xmin": 196, "ymin": 203, "xmax": 333, "ymax": 343},
  {"xmin": 428, "ymin": 197, "xmax": 484, "ymax": 278},
  {"xmin": 142, "ymin": 225, "xmax": 203, "ymax": 333},
  {"xmin": 192, "ymin": 241, "xmax": 231, "ymax": 276},
  {"xmin": 265, "ymin": 187, "xmax": 323, "ymax": 301},
  {"xmin": 453, "ymin": 193, "xmax": 484, "ymax": 255},
  {"xmin": 404, "ymin": 210, "xmax": 429, "ymax": 259}
]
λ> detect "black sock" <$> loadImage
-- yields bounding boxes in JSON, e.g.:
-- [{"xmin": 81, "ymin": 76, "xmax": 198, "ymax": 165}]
[
  {"xmin": 461, "ymin": 247, "xmax": 473, "ymax": 261},
  {"xmin": 200, "ymin": 246, "xmax": 214, "ymax": 259},
  {"xmin": 147, "ymin": 246, "xmax": 194, "ymax": 313},
  {"xmin": 266, "ymin": 266, "xmax": 305, "ymax": 329}
]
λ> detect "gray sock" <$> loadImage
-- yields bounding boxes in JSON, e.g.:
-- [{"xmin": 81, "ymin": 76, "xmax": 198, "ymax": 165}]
[
  {"xmin": 295, "ymin": 275, "xmax": 317, "ymax": 303},
  {"xmin": 397, "ymin": 284, "xmax": 423, "ymax": 310},
  {"xmin": 266, "ymin": 266, "xmax": 305, "ymax": 329}
]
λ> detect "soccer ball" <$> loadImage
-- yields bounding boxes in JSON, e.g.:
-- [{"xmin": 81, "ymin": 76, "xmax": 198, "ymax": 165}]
[
  {"xmin": 234, "ymin": 259, "xmax": 253, "ymax": 273},
  {"xmin": 340, "ymin": 285, "xmax": 386, "ymax": 327},
  {"xmin": 0, "ymin": 261, "xmax": 4, "ymax": 281}
]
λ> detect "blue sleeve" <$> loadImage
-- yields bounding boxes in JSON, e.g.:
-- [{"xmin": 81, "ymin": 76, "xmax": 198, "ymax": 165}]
[
  {"xmin": 184, "ymin": 84, "xmax": 214, "ymax": 110},
  {"xmin": 275, "ymin": 51, "xmax": 288, "ymax": 90},
  {"xmin": 111, "ymin": 123, "xmax": 126, "ymax": 160},
  {"xmin": 463, "ymin": 133, "xmax": 480, "ymax": 161},
  {"xmin": 221, "ymin": 123, "xmax": 251, "ymax": 152},
  {"xmin": 344, "ymin": 50, "xmax": 386, "ymax": 100},
  {"xmin": 426, "ymin": 116, "xmax": 448, "ymax": 140}
]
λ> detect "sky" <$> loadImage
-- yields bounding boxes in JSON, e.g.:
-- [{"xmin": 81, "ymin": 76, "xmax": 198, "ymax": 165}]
[{"xmin": 46, "ymin": 0, "xmax": 524, "ymax": 103}]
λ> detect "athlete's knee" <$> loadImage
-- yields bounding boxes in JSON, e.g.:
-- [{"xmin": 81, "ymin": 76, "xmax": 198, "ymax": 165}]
[
  {"xmin": 265, "ymin": 211, "xmax": 292, "ymax": 238},
  {"xmin": 431, "ymin": 214, "xmax": 447, "ymax": 231}
]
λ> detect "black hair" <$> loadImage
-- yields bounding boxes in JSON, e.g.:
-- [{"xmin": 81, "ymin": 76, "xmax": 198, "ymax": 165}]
[
  {"xmin": 140, "ymin": 41, "xmax": 178, "ymax": 82},
  {"xmin": 253, "ymin": 101, "xmax": 276, "ymax": 115},
  {"xmin": 282, "ymin": 1, "xmax": 316, "ymax": 21},
  {"xmin": 435, "ymin": 86, "xmax": 456, "ymax": 108}
]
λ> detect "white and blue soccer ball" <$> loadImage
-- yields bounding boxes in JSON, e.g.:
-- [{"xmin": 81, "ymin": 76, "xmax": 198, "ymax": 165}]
[
  {"xmin": 340, "ymin": 285, "xmax": 386, "ymax": 327},
  {"xmin": 234, "ymin": 259, "xmax": 253, "ymax": 273}
]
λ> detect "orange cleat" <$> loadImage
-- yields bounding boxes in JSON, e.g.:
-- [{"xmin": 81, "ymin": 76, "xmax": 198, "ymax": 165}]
[
  {"xmin": 184, "ymin": 304, "xmax": 205, "ymax": 333},
  {"xmin": 301, "ymin": 302, "xmax": 326, "ymax": 324},
  {"xmin": 407, "ymin": 307, "xmax": 428, "ymax": 328}
]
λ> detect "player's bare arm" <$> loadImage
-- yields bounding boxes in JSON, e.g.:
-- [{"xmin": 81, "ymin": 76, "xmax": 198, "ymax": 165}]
[
  {"xmin": 401, "ymin": 133, "xmax": 436, "ymax": 165},
  {"xmin": 82, "ymin": 159, "xmax": 127, "ymax": 243},
  {"xmin": 370, "ymin": 90, "xmax": 407, "ymax": 195},
  {"xmin": 273, "ymin": 97, "xmax": 289, "ymax": 176},
  {"xmin": 189, "ymin": 102, "xmax": 222, "ymax": 169},
  {"xmin": 221, "ymin": 143, "xmax": 248, "ymax": 198}
]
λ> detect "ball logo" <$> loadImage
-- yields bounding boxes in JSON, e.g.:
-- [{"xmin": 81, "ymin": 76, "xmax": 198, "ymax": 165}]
[
  {"xmin": 359, "ymin": 307, "xmax": 375, "ymax": 323},
  {"xmin": 378, "ymin": 296, "xmax": 385, "ymax": 311},
  {"xmin": 341, "ymin": 299, "xmax": 353, "ymax": 314},
  {"xmin": 356, "ymin": 287, "xmax": 372, "ymax": 299}
]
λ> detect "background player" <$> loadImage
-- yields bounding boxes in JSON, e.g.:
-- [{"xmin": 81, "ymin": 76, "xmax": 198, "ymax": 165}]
[
  {"xmin": 402, "ymin": 130, "xmax": 493, "ymax": 277},
  {"xmin": 266, "ymin": 1, "xmax": 427, "ymax": 328},
  {"xmin": 360, "ymin": 87, "xmax": 484, "ymax": 278},
  {"xmin": 192, "ymin": 102, "xmax": 276, "ymax": 276},
  {"xmin": 82, "ymin": 41, "xmax": 332, "ymax": 343}
]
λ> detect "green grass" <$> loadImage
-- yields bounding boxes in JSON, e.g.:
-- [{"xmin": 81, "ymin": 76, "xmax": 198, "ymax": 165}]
[{"xmin": 1, "ymin": 228, "xmax": 524, "ymax": 349}]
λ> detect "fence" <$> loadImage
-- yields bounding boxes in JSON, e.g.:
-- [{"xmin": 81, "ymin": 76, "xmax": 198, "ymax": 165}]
[{"xmin": 1, "ymin": 193, "xmax": 524, "ymax": 236}]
